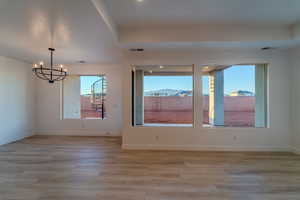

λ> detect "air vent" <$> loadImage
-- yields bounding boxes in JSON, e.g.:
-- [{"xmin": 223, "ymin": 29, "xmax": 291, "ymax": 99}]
[
  {"xmin": 261, "ymin": 47, "xmax": 275, "ymax": 50},
  {"xmin": 129, "ymin": 48, "xmax": 144, "ymax": 52},
  {"xmin": 78, "ymin": 60, "xmax": 86, "ymax": 64}
]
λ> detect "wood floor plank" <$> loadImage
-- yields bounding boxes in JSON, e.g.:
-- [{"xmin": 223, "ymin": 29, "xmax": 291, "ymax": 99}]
[{"xmin": 0, "ymin": 136, "xmax": 299, "ymax": 200}]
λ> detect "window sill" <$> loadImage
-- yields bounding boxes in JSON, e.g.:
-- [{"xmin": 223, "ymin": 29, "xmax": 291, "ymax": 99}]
[
  {"xmin": 202, "ymin": 124, "xmax": 268, "ymax": 129},
  {"xmin": 62, "ymin": 118, "xmax": 106, "ymax": 120},
  {"xmin": 136, "ymin": 123, "xmax": 193, "ymax": 128}
]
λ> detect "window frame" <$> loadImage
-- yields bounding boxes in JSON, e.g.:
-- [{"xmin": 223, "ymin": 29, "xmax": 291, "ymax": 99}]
[
  {"xmin": 201, "ymin": 64, "xmax": 269, "ymax": 129},
  {"xmin": 61, "ymin": 74, "xmax": 107, "ymax": 120},
  {"xmin": 131, "ymin": 65, "xmax": 195, "ymax": 128}
]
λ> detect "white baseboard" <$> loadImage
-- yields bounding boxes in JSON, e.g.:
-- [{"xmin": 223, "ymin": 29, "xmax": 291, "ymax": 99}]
[
  {"xmin": 35, "ymin": 130, "xmax": 121, "ymax": 137},
  {"xmin": 122, "ymin": 144, "xmax": 291, "ymax": 152}
]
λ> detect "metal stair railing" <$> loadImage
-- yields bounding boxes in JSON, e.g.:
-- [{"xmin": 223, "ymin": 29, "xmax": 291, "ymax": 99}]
[{"xmin": 90, "ymin": 76, "xmax": 107, "ymax": 119}]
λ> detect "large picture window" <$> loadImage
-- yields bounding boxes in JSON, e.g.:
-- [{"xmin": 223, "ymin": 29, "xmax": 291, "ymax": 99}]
[
  {"xmin": 132, "ymin": 65, "xmax": 194, "ymax": 127},
  {"xmin": 202, "ymin": 64, "xmax": 268, "ymax": 128},
  {"xmin": 63, "ymin": 75, "xmax": 107, "ymax": 119}
]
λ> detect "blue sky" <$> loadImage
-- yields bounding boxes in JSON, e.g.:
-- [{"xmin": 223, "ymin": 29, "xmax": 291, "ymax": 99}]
[
  {"xmin": 144, "ymin": 65, "xmax": 255, "ymax": 95},
  {"xmin": 80, "ymin": 76, "xmax": 101, "ymax": 95},
  {"xmin": 144, "ymin": 76, "xmax": 193, "ymax": 91},
  {"xmin": 205, "ymin": 65, "xmax": 255, "ymax": 95}
]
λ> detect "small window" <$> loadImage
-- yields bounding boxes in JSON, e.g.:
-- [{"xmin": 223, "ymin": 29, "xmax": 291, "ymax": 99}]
[
  {"xmin": 63, "ymin": 75, "xmax": 107, "ymax": 119},
  {"xmin": 202, "ymin": 65, "xmax": 268, "ymax": 128},
  {"xmin": 132, "ymin": 65, "xmax": 194, "ymax": 127}
]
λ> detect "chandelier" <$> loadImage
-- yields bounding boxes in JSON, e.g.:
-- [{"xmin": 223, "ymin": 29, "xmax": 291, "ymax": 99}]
[{"xmin": 32, "ymin": 48, "xmax": 68, "ymax": 83}]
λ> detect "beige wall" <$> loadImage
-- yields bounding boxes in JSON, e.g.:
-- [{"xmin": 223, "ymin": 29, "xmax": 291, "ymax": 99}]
[
  {"xmin": 0, "ymin": 56, "xmax": 35, "ymax": 145},
  {"xmin": 32, "ymin": 47, "xmax": 294, "ymax": 152}
]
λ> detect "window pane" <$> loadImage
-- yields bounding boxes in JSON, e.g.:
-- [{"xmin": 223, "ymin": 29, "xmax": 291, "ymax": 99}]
[
  {"xmin": 80, "ymin": 76, "xmax": 106, "ymax": 119},
  {"xmin": 202, "ymin": 65, "xmax": 267, "ymax": 128},
  {"xmin": 224, "ymin": 65, "xmax": 255, "ymax": 127},
  {"xmin": 202, "ymin": 76, "xmax": 209, "ymax": 126},
  {"xmin": 133, "ymin": 65, "xmax": 193, "ymax": 127}
]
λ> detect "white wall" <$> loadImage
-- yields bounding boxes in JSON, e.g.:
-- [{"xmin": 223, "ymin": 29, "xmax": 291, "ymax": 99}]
[
  {"xmin": 35, "ymin": 64, "xmax": 122, "ymax": 136},
  {"xmin": 33, "ymin": 48, "xmax": 294, "ymax": 152},
  {"xmin": 0, "ymin": 56, "xmax": 35, "ymax": 145},
  {"xmin": 290, "ymin": 47, "xmax": 300, "ymax": 154},
  {"xmin": 122, "ymin": 48, "xmax": 292, "ymax": 151}
]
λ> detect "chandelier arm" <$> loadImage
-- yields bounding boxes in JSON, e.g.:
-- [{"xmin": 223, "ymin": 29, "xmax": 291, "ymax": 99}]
[
  {"xmin": 38, "ymin": 67, "xmax": 66, "ymax": 74},
  {"xmin": 41, "ymin": 69, "xmax": 65, "ymax": 80},
  {"xmin": 34, "ymin": 73, "xmax": 47, "ymax": 80},
  {"xmin": 38, "ymin": 68, "xmax": 52, "ymax": 81},
  {"xmin": 33, "ymin": 69, "xmax": 48, "ymax": 80},
  {"xmin": 59, "ymin": 73, "xmax": 67, "ymax": 80},
  {"xmin": 35, "ymin": 67, "xmax": 64, "ymax": 72},
  {"xmin": 52, "ymin": 77, "xmax": 63, "ymax": 81},
  {"xmin": 52, "ymin": 72, "xmax": 67, "ymax": 81},
  {"xmin": 37, "ymin": 73, "xmax": 50, "ymax": 81},
  {"xmin": 40, "ymin": 67, "xmax": 52, "ymax": 80},
  {"xmin": 50, "ymin": 49, "xmax": 53, "ymax": 81},
  {"xmin": 60, "ymin": 75, "xmax": 67, "ymax": 81},
  {"xmin": 60, "ymin": 73, "xmax": 67, "ymax": 80},
  {"xmin": 35, "ymin": 71, "xmax": 50, "ymax": 81},
  {"xmin": 35, "ymin": 71, "xmax": 66, "ymax": 76}
]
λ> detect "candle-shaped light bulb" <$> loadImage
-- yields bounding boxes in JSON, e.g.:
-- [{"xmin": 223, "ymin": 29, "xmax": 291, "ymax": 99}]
[
  {"xmin": 33, "ymin": 64, "xmax": 38, "ymax": 68},
  {"xmin": 60, "ymin": 64, "xmax": 63, "ymax": 68},
  {"xmin": 39, "ymin": 61, "xmax": 44, "ymax": 66}
]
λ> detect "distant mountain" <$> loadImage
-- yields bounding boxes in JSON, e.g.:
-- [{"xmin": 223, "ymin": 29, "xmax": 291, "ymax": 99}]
[
  {"xmin": 144, "ymin": 89, "xmax": 254, "ymax": 97},
  {"xmin": 144, "ymin": 89, "xmax": 192, "ymax": 96},
  {"xmin": 229, "ymin": 90, "xmax": 254, "ymax": 96}
]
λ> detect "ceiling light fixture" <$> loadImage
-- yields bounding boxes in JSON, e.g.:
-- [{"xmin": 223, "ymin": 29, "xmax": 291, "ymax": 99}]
[
  {"xmin": 159, "ymin": 65, "xmax": 164, "ymax": 69},
  {"xmin": 261, "ymin": 47, "xmax": 275, "ymax": 50},
  {"xmin": 137, "ymin": 0, "xmax": 144, "ymax": 2},
  {"xmin": 32, "ymin": 48, "xmax": 68, "ymax": 83},
  {"xmin": 129, "ymin": 48, "xmax": 144, "ymax": 52}
]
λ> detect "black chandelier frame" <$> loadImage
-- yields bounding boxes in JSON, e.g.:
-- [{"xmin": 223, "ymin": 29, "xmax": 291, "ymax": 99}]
[{"xmin": 33, "ymin": 48, "xmax": 68, "ymax": 83}]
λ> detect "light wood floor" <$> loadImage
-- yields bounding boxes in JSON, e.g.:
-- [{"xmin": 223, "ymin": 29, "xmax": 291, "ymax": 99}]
[{"xmin": 0, "ymin": 136, "xmax": 300, "ymax": 200}]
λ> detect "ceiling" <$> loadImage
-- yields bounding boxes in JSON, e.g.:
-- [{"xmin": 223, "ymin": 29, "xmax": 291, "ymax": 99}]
[
  {"xmin": 0, "ymin": 0, "xmax": 120, "ymax": 64},
  {"xmin": 104, "ymin": 0, "xmax": 300, "ymax": 50},
  {"xmin": 104, "ymin": 0, "xmax": 300, "ymax": 28},
  {"xmin": 1, "ymin": 0, "xmax": 300, "ymax": 64}
]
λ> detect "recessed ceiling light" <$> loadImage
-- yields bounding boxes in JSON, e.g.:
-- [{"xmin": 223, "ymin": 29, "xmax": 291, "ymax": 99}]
[
  {"xmin": 261, "ymin": 47, "xmax": 275, "ymax": 50},
  {"xmin": 137, "ymin": 0, "xmax": 144, "ymax": 2},
  {"xmin": 129, "ymin": 48, "xmax": 144, "ymax": 52}
]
